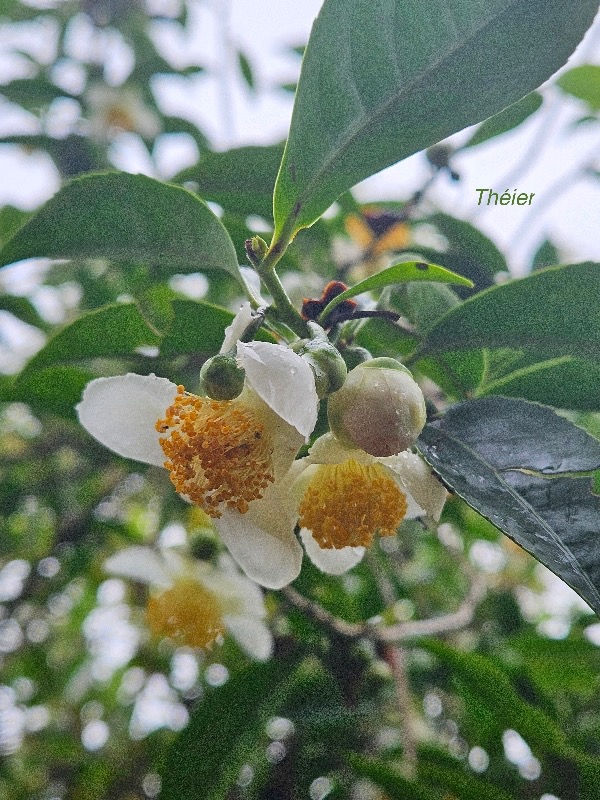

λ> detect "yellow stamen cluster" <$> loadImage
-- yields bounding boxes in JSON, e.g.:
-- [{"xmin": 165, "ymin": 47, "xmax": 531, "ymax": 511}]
[
  {"xmin": 156, "ymin": 386, "xmax": 273, "ymax": 517},
  {"xmin": 298, "ymin": 460, "xmax": 407, "ymax": 549},
  {"xmin": 146, "ymin": 579, "xmax": 225, "ymax": 649},
  {"xmin": 105, "ymin": 104, "xmax": 135, "ymax": 131}
]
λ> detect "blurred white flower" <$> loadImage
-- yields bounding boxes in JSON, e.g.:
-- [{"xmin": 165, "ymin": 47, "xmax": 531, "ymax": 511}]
[
  {"xmin": 104, "ymin": 546, "xmax": 273, "ymax": 661},
  {"xmin": 86, "ymin": 84, "xmax": 162, "ymax": 141}
]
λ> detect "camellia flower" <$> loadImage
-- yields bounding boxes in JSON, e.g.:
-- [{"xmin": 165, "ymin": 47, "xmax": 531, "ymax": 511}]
[
  {"xmin": 104, "ymin": 546, "xmax": 273, "ymax": 660},
  {"xmin": 290, "ymin": 433, "xmax": 447, "ymax": 564},
  {"xmin": 85, "ymin": 84, "xmax": 162, "ymax": 142},
  {"xmin": 77, "ymin": 308, "xmax": 319, "ymax": 589}
]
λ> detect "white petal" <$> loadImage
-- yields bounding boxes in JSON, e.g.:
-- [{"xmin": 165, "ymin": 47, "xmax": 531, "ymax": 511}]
[
  {"xmin": 220, "ymin": 301, "xmax": 254, "ymax": 353},
  {"xmin": 305, "ymin": 432, "xmax": 372, "ymax": 465},
  {"xmin": 300, "ymin": 529, "xmax": 365, "ymax": 575},
  {"xmin": 239, "ymin": 267, "xmax": 267, "ymax": 307},
  {"xmin": 77, "ymin": 373, "xmax": 177, "ymax": 466},
  {"xmin": 214, "ymin": 484, "xmax": 302, "ymax": 589},
  {"xmin": 223, "ymin": 615, "xmax": 273, "ymax": 661},
  {"xmin": 237, "ymin": 341, "xmax": 318, "ymax": 440},
  {"xmin": 382, "ymin": 451, "xmax": 447, "ymax": 521},
  {"xmin": 103, "ymin": 546, "xmax": 173, "ymax": 589}
]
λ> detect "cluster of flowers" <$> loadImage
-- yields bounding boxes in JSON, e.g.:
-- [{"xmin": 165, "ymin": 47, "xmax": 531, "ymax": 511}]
[{"xmin": 77, "ymin": 304, "xmax": 446, "ymax": 658}]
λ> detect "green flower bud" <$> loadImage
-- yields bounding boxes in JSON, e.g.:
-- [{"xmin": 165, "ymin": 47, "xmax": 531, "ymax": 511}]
[
  {"xmin": 199, "ymin": 354, "xmax": 245, "ymax": 400},
  {"xmin": 341, "ymin": 345, "xmax": 372, "ymax": 372},
  {"xmin": 300, "ymin": 339, "xmax": 348, "ymax": 399},
  {"xmin": 327, "ymin": 357, "xmax": 426, "ymax": 456}
]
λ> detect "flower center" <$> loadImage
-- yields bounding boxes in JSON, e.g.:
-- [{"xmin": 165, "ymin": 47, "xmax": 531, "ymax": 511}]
[
  {"xmin": 298, "ymin": 459, "xmax": 407, "ymax": 549},
  {"xmin": 156, "ymin": 386, "xmax": 274, "ymax": 517},
  {"xmin": 146, "ymin": 579, "xmax": 225, "ymax": 649},
  {"xmin": 105, "ymin": 104, "xmax": 135, "ymax": 131}
]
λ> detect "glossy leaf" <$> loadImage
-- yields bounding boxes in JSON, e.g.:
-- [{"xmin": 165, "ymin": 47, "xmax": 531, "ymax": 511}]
[
  {"xmin": 350, "ymin": 755, "xmax": 443, "ymax": 800},
  {"xmin": 557, "ymin": 65, "xmax": 600, "ymax": 111},
  {"xmin": 464, "ymin": 92, "xmax": 543, "ymax": 148},
  {"xmin": 417, "ymin": 397, "xmax": 600, "ymax": 614},
  {"xmin": 319, "ymin": 261, "xmax": 473, "ymax": 321},
  {"xmin": 0, "ymin": 172, "xmax": 241, "ymax": 279},
  {"xmin": 273, "ymin": 0, "xmax": 598, "ymax": 237},
  {"xmin": 176, "ymin": 144, "xmax": 284, "ymax": 220}
]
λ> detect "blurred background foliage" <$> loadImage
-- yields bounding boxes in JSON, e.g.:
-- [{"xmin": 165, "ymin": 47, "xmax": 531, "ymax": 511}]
[{"xmin": 1, "ymin": 1, "xmax": 600, "ymax": 799}]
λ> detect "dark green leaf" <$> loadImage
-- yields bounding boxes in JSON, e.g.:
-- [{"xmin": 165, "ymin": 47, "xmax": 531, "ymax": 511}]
[
  {"xmin": 273, "ymin": 0, "xmax": 598, "ymax": 237},
  {"xmin": 0, "ymin": 172, "xmax": 241, "ymax": 279},
  {"xmin": 557, "ymin": 65, "xmax": 600, "ymax": 111},
  {"xmin": 417, "ymin": 397, "xmax": 600, "ymax": 614},
  {"xmin": 160, "ymin": 299, "xmax": 275, "ymax": 357},
  {"xmin": 19, "ymin": 303, "xmax": 159, "ymax": 374},
  {"xmin": 464, "ymin": 92, "xmax": 543, "ymax": 148},
  {"xmin": 160, "ymin": 656, "xmax": 301, "ymax": 800},
  {"xmin": 175, "ymin": 144, "xmax": 284, "ymax": 220}
]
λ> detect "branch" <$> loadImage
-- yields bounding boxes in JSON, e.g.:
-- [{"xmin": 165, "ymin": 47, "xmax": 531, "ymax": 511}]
[
  {"xmin": 281, "ymin": 572, "xmax": 487, "ymax": 644},
  {"xmin": 376, "ymin": 572, "xmax": 486, "ymax": 642}
]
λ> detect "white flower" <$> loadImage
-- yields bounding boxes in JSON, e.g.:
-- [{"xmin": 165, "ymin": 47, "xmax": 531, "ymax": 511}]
[
  {"xmin": 104, "ymin": 546, "xmax": 273, "ymax": 661},
  {"xmin": 290, "ymin": 433, "xmax": 447, "ymax": 570},
  {"xmin": 77, "ymin": 307, "xmax": 319, "ymax": 590},
  {"xmin": 86, "ymin": 84, "xmax": 162, "ymax": 142}
]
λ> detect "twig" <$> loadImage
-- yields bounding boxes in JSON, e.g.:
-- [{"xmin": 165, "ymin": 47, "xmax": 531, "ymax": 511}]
[
  {"xmin": 376, "ymin": 573, "xmax": 486, "ymax": 642},
  {"xmin": 384, "ymin": 645, "xmax": 418, "ymax": 778},
  {"xmin": 280, "ymin": 586, "xmax": 367, "ymax": 639},
  {"xmin": 281, "ymin": 572, "xmax": 486, "ymax": 644}
]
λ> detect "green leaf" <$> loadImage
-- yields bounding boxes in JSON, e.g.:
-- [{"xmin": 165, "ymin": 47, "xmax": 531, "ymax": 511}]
[
  {"xmin": 175, "ymin": 144, "xmax": 284, "ymax": 220},
  {"xmin": 0, "ymin": 172, "xmax": 241, "ymax": 280},
  {"xmin": 160, "ymin": 299, "xmax": 275, "ymax": 358},
  {"xmin": 349, "ymin": 755, "xmax": 443, "ymax": 800},
  {"xmin": 464, "ymin": 92, "xmax": 543, "ymax": 148},
  {"xmin": 10, "ymin": 366, "xmax": 95, "ymax": 419},
  {"xmin": 478, "ymin": 355, "xmax": 600, "ymax": 412},
  {"xmin": 18, "ymin": 303, "xmax": 159, "ymax": 375},
  {"xmin": 420, "ymin": 263, "xmax": 600, "ymax": 361},
  {"xmin": 237, "ymin": 50, "xmax": 255, "ymax": 90},
  {"xmin": 272, "ymin": 0, "xmax": 598, "ymax": 237},
  {"xmin": 0, "ymin": 294, "xmax": 46, "ymax": 329},
  {"xmin": 424, "ymin": 213, "xmax": 508, "ymax": 289},
  {"xmin": 423, "ymin": 641, "xmax": 567, "ymax": 753},
  {"xmin": 319, "ymin": 261, "xmax": 473, "ymax": 321},
  {"xmin": 557, "ymin": 65, "xmax": 600, "ymax": 111},
  {"xmin": 0, "ymin": 205, "xmax": 30, "ymax": 247},
  {"xmin": 531, "ymin": 238, "xmax": 559, "ymax": 271},
  {"xmin": 417, "ymin": 263, "xmax": 600, "ymax": 410},
  {"xmin": 417, "ymin": 397, "xmax": 600, "ymax": 615},
  {"xmin": 160, "ymin": 657, "xmax": 301, "ymax": 800}
]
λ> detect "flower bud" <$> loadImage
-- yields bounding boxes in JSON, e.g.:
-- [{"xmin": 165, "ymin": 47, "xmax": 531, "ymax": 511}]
[
  {"xmin": 341, "ymin": 345, "xmax": 372, "ymax": 372},
  {"xmin": 300, "ymin": 339, "xmax": 347, "ymax": 399},
  {"xmin": 327, "ymin": 357, "xmax": 426, "ymax": 457},
  {"xmin": 199, "ymin": 354, "xmax": 245, "ymax": 400}
]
